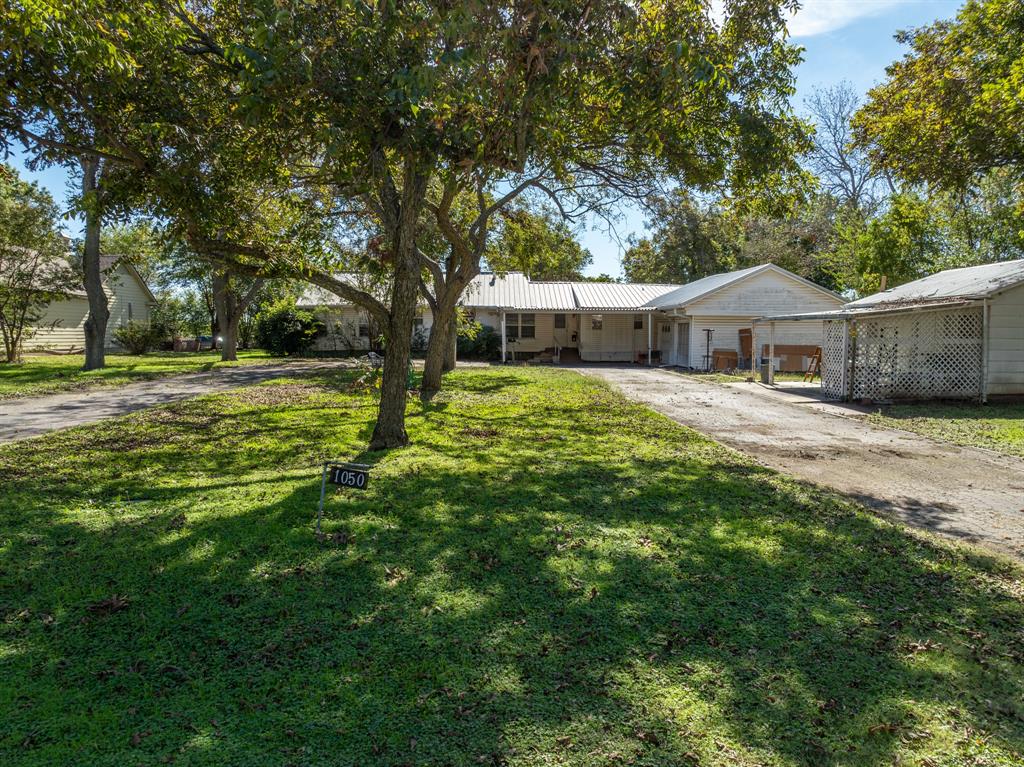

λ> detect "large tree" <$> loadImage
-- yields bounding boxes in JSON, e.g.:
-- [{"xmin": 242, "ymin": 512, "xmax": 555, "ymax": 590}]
[
  {"xmin": 488, "ymin": 202, "xmax": 593, "ymax": 280},
  {"xmin": 0, "ymin": 165, "xmax": 75, "ymax": 362},
  {"xmin": 853, "ymin": 0, "xmax": 1024, "ymax": 193}
]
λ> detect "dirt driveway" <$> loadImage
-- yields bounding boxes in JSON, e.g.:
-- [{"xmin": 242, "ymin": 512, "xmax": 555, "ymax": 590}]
[
  {"xmin": 0, "ymin": 359, "xmax": 355, "ymax": 445},
  {"xmin": 582, "ymin": 366, "xmax": 1024, "ymax": 560}
]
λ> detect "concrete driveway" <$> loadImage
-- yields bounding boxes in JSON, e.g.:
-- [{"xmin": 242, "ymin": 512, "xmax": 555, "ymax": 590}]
[
  {"xmin": 0, "ymin": 359, "xmax": 355, "ymax": 445},
  {"xmin": 581, "ymin": 365, "xmax": 1024, "ymax": 560}
]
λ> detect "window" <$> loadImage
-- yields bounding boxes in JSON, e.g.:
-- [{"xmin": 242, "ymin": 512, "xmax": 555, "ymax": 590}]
[
  {"xmin": 554, "ymin": 314, "xmax": 566, "ymax": 329},
  {"xmin": 358, "ymin": 321, "xmax": 370, "ymax": 338},
  {"xmin": 128, "ymin": 302, "xmax": 133, "ymax": 322},
  {"xmin": 413, "ymin": 317, "xmax": 424, "ymax": 330},
  {"xmin": 591, "ymin": 315, "xmax": 603, "ymax": 331},
  {"xmin": 661, "ymin": 323, "xmax": 671, "ymax": 333},
  {"xmin": 505, "ymin": 313, "xmax": 536, "ymax": 339},
  {"xmin": 634, "ymin": 314, "xmax": 643, "ymax": 330}
]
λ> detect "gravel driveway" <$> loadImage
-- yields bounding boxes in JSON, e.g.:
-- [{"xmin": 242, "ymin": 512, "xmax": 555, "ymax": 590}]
[
  {"xmin": 0, "ymin": 359, "xmax": 355, "ymax": 444},
  {"xmin": 581, "ymin": 365, "xmax": 1024, "ymax": 560}
]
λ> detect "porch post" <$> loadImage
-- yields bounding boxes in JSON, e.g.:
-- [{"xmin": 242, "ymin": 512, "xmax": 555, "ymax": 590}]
[
  {"xmin": 768, "ymin": 321, "xmax": 776, "ymax": 385},
  {"xmin": 647, "ymin": 312, "xmax": 653, "ymax": 366},
  {"xmin": 500, "ymin": 311, "xmax": 507, "ymax": 364}
]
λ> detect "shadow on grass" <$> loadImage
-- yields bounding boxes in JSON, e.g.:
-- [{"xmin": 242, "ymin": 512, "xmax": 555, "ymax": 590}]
[{"xmin": 1, "ymin": 368, "xmax": 1022, "ymax": 766}]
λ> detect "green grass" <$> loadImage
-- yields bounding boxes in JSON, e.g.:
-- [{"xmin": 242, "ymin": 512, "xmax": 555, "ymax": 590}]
[
  {"xmin": 0, "ymin": 350, "xmax": 274, "ymax": 400},
  {"xmin": 682, "ymin": 370, "xmax": 810, "ymax": 384},
  {"xmin": 868, "ymin": 402, "xmax": 1024, "ymax": 459},
  {"xmin": 1, "ymin": 367, "xmax": 1023, "ymax": 766}
]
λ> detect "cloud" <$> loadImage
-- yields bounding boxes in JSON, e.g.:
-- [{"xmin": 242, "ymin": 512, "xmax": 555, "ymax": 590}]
[{"xmin": 786, "ymin": 0, "xmax": 902, "ymax": 37}]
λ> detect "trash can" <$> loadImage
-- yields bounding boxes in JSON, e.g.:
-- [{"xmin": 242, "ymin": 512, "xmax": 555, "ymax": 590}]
[{"xmin": 760, "ymin": 360, "xmax": 772, "ymax": 384}]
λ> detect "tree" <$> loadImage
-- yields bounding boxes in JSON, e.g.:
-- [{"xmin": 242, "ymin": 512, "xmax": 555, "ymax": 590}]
[
  {"xmin": 846, "ymin": 192, "xmax": 941, "ymax": 293},
  {"xmin": 623, "ymin": 192, "xmax": 738, "ymax": 284},
  {"xmin": 853, "ymin": 0, "xmax": 1024, "ymax": 194},
  {"xmin": 488, "ymin": 203, "xmax": 592, "ymax": 280},
  {"xmin": 0, "ymin": 2, "xmax": 184, "ymax": 370},
  {"xmin": 186, "ymin": 0, "xmax": 808, "ymax": 444},
  {"xmin": 805, "ymin": 82, "xmax": 893, "ymax": 213},
  {"xmin": 0, "ymin": 166, "xmax": 75, "ymax": 362}
]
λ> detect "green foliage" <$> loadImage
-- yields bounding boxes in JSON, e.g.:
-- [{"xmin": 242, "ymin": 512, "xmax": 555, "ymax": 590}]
[
  {"xmin": 111, "ymin": 320, "xmax": 160, "ymax": 355},
  {"xmin": 150, "ymin": 292, "xmax": 210, "ymax": 342},
  {"xmin": 1, "ymin": 368, "xmax": 1023, "ymax": 764},
  {"xmin": 254, "ymin": 300, "xmax": 325, "ymax": 356},
  {"xmin": 489, "ymin": 203, "xmax": 593, "ymax": 280},
  {"xmin": 456, "ymin": 323, "xmax": 501, "ymax": 360},
  {"xmin": 0, "ymin": 164, "xmax": 75, "ymax": 362},
  {"xmin": 849, "ymin": 192, "xmax": 942, "ymax": 292},
  {"xmin": 854, "ymin": 0, "xmax": 1024, "ymax": 194}
]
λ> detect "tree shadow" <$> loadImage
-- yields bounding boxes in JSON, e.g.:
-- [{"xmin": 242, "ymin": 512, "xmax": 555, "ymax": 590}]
[{"xmin": 1, "ymin": 370, "xmax": 1023, "ymax": 765}]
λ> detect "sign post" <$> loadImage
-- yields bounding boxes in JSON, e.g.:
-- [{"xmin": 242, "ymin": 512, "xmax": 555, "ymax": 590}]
[{"xmin": 316, "ymin": 462, "xmax": 370, "ymax": 534}]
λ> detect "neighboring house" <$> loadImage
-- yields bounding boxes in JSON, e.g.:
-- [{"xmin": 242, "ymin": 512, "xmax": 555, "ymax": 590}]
[
  {"xmin": 299, "ymin": 264, "xmax": 845, "ymax": 367},
  {"xmin": 764, "ymin": 259, "xmax": 1024, "ymax": 401},
  {"xmin": 28, "ymin": 255, "xmax": 157, "ymax": 352}
]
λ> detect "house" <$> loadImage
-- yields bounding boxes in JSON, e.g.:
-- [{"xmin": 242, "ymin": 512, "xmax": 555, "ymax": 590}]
[
  {"xmin": 299, "ymin": 264, "xmax": 845, "ymax": 367},
  {"xmin": 28, "ymin": 255, "xmax": 157, "ymax": 352},
  {"xmin": 762, "ymin": 259, "xmax": 1024, "ymax": 401}
]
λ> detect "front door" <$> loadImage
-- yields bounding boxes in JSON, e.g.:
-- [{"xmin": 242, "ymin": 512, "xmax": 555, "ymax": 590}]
[{"xmin": 677, "ymin": 322, "xmax": 690, "ymax": 367}]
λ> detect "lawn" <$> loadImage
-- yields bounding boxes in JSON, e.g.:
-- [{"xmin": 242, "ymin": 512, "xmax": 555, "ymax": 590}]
[
  {"xmin": 868, "ymin": 402, "xmax": 1024, "ymax": 459},
  {"xmin": 1, "ymin": 367, "xmax": 1022, "ymax": 766},
  {"xmin": 0, "ymin": 350, "xmax": 274, "ymax": 400}
]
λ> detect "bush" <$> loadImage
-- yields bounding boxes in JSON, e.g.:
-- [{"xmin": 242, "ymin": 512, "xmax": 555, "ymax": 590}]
[
  {"xmin": 457, "ymin": 323, "xmax": 501, "ymax": 360},
  {"xmin": 112, "ymin": 321, "xmax": 160, "ymax": 354},
  {"xmin": 255, "ymin": 300, "xmax": 325, "ymax": 356}
]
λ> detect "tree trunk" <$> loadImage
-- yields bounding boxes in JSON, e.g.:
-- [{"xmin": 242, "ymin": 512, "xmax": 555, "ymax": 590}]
[
  {"xmin": 443, "ymin": 311, "xmax": 457, "ymax": 372},
  {"xmin": 422, "ymin": 298, "xmax": 455, "ymax": 393},
  {"xmin": 212, "ymin": 270, "xmax": 235, "ymax": 361},
  {"xmin": 370, "ymin": 266, "xmax": 419, "ymax": 449},
  {"xmin": 80, "ymin": 157, "xmax": 109, "ymax": 371}
]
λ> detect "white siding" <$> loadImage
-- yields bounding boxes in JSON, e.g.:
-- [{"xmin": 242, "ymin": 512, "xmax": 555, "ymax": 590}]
[
  {"xmin": 26, "ymin": 264, "xmax": 154, "ymax": 351},
  {"xmin": 687, "ymin": 317, "xmax": 825, "ymax": 370},
  {"xmin": 475, "ymin": 310, "xmax": 577, "ymax": 355},
  {"xmin": 312, "ymin": 306, "xmax": 435, "ymax": 352},
  {"xmin": 987, "ymin": 283, "xmax": 1024, "ymax": 395},
  {"xmin": 686, "ymin": 269, "xmax": 843, "ymax": 317}
]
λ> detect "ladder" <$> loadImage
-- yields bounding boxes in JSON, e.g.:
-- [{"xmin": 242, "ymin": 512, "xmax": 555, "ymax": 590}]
[{"xmin": 803, "ymin": 347, "xmax": 822, "ymax": 382}]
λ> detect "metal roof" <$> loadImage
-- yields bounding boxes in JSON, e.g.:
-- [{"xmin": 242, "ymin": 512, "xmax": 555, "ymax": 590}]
[
  {"xmin": 566, "ymin": 280, "xmax": 678, "ymax": 311},
  {"xmin": 757, "ymin": 299, "xmax": 980, "ymax": 323},
  {"xmin": 462, "ymin": 273, "xmax": 577, "ymax": 311},
  {"xmin": 847, "ymin": 259, "xmax": 1024, "ymax": 308}
]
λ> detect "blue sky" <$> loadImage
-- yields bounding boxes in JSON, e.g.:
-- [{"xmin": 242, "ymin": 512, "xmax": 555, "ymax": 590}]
[{"xmin": 7, "ymin": 1, "xmax": 963, "ymax": 276}]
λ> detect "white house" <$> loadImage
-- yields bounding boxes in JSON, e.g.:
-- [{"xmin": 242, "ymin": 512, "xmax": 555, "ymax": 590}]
[
  {"xmin": 28, "ymin": 255, "xmax": 157, "ymax": 352},
  {"xmin": 299, "ymin": 264, "xmax": 845, "ymax": 368},
  {"xmin": 763, "ymin": 259, "xmax": 1024, "ymax": 401}
]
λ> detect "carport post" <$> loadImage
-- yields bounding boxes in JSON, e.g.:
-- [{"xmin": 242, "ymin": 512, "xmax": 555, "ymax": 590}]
[
  {"xmin": 500, "ymin": 311, "xmax": 507, "ymax": 364},
  {"xmin": 750, "ymin": 320, "xmax": 757, "ymax": 375},
  {"xmin": 768, "ymin": 321, "xmax": 775, "ymax": 385},
  {"xmin": 647, "ymin": 312, "xmax": 653, "ymax": 365}
]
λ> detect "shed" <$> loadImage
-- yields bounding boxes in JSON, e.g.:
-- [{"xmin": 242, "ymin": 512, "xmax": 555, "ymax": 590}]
[{"xmin": 763, "ymin": 259, "xmax": 1024, "ymax": 401}]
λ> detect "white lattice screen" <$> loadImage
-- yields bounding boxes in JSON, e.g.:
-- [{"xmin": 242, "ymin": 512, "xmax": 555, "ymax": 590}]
[
  {"xmin": 821, "ymin": 320, "xmax": 848, "ymax": 399},
  {"xmin": 848, "ymin": 308, "xmax": 983, "ymax": 400}
]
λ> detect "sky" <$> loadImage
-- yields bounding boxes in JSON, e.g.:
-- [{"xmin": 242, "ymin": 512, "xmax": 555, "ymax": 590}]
[{"xmin": 7, "ymin": 0, "xmax": 964, "ymax": 277}]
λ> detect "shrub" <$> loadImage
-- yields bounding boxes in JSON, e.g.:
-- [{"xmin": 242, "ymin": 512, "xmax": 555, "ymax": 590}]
[
  {"xmin": 255, "ymin": 300, "xmax": 325, "ymax": 356},
  {"xmin": 112, "ymin": 321, "xmax": 160, "ymax": 354},
  {"xmin": 457, "ymin": 323, "xmax": 501, "ymax": 360}
]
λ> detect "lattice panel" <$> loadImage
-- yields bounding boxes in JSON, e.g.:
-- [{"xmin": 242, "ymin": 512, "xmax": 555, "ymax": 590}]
[
  {"xmin": 850, "ymin": 308, "xmax": 983, "ymax": 401},
  {"xmin": 821, "ymin": 320, "xmax": 848, "ymax": 399}
]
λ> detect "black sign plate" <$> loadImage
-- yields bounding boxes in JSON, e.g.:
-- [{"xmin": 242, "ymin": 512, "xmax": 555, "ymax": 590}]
[{"xmin": 328, "ymin": 464, "xmax": 369, "ymax": 490}]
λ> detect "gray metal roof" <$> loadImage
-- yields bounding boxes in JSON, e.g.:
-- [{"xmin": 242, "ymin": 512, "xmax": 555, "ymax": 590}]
[
  {"xmin": 569, "ymin": 280, "xmax": 681, "ymax": 311},
  {"xmin": 462, "ymin": 273, "xmax": 577, "ymax": 311},
  {"xmin": 847, "ymin": 259, "xmax": 1024, "ymax": 308}
]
